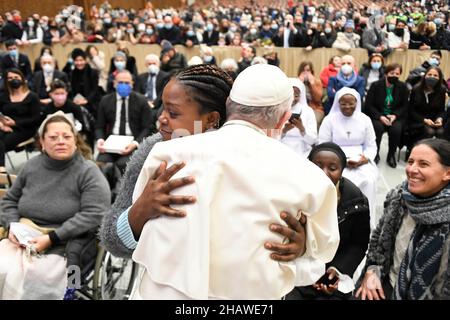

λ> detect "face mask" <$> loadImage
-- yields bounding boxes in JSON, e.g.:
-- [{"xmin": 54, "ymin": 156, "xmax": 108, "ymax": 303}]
[
  {"xmin": 104, "ymin": 18, "xmax": 112, "ymax": 24},
  {"xmin": 387, "ymin": 76, "xmax": 399, "ymax": 84},
  {"xmin": 230, "ymin": 26, "xmax": 237, "ymax": 32},
  {"xmin": 255, "ymin": 21, "xmax": 262, "ymax": 27},
  {"xmin": 394, "ymin": 28, "xmax": 404, "ymax": 37},
  {"xmin": 42, "ymin": 63, "xmax": 54, "ymax": 73},
  {"xmin": 371, "ymin": 62, "xmax": 382, "ymax": 70},
  {"xmin": 9, "ymin": 79, "xmax": 23, "ymax": 89},
  {"xmin": 187, "ymin": 30, "xmax": 195, "ymax": 37},
  {"xmin": 9, "ymin": 49, "xmax": 18, "ymax": 58},
  {"xmin": 340, "ymin": 64, "xmax": 353, "ymax": 75},
  {"xmin": 388, "ymin": 24, "xmax": 395, "ymax": 31},
  {"xmin": 203, "ymin": 55, "xmax": 213, "ymax": 63},
  {"xmin": 55, "ymin": 17, "xmax": 63, "ymax": 24},
  {"xmin": 206, "ymin": 24, "xmax": 213, "ymax": 31},
  {"xmin": 250, "ymin": 28, "xmax": 257, "ymax": 35},
  {"xmin": 156, "ymin": 23, "xmax": 164, "ymax": 29},
  {"xmin": 138, "ymin": 24, "xmax": 146, "ymax": 32},
  {"xmin": 434, "ymin": 18, "xmax": 442, "ymax": 26},
  {"xmin": 425, "ymin": 76, "xmax": 439, "ymax": 87},
  {"xmin": 429, "ymin": 57, "xmax": 440, "ymax": 66},
  {"xmin": 114, "ymin": 61, "xmax": 126, "ymax": 70},
  {"xmin": 148, "ymin": 64, "xmax": 159, "ymax": 74},
  {"xmin": 317, "ymin": 18, "xmax": 325, "ymax": 25},
  {"xmin": 52, "ymin": 93, "xmax": 67, "ymax": 106},
  {"xmin": 271, "ymin": 24, "xmax": 278, "ymax": 30},
  {"xmin": 116, "ymin": 82, "xmax": 132, "ymax": 97},
  {"xmin": 325, "ymin": 27, "xmax": 332, "ymax": 33},
  {"xmin": 164, "ymin": 23, "xmax": 173, "ymax": 29},
  {"xmin": 27, "ymin": 20, "xmax": 34, "ymax": 27},
  {"xmin": 127, "ymin": 28, "xmax": 134, "ymax": 34},
  {"xmin": 146, "ymin": 28, "xmax": 154, "ymax": 35}
]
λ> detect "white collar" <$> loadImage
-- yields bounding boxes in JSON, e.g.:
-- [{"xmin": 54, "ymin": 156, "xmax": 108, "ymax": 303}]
[{"xmin": 222, "ymin": 119, "xmax": 266, "ymax": 135}]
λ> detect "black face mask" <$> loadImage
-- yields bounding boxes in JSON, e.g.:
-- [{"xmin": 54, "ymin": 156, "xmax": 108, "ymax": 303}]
[
  {"xmin": 9, "ymin": 79, "xmax": 23, "ymax": 89},
  {"xmin": 425, "ymin": 77, "xmax": 439, "ymax": 88},
  {"xmin": 394, "ymin": 28, "xmax": 404, "ymax": 37},
  {"xmin": 387, "ymin": 76, "xmax": 399, "ymax": 85}
]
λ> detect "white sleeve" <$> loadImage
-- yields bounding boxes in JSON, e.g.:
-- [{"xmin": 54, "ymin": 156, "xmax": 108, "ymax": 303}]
[
  {"xmin": 29, "ymin": 27, "xmax": 43, "ymax": 44},
  {"xmin": 294, "ymin": 256, "xmax": 325, "ymax": 286},
  {"xmin": 301, "ymin": 106, "xmax": 318, "ymax": 146},
  {"xmin": 363, "ymin": 116, "xmax": 378, "ymax": 161},
  {"xmin": 318, "ymin": 116, "xmax": 332, "ymax": 143}
]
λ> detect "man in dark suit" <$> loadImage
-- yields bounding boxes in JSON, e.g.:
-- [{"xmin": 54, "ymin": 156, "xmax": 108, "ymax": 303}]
[
  {"xmin": 95, "ymin": 70, "xmax": 152, "ymax": 174},
  {"xmin": 0, "ymin": 39, "xmax": 32, "ymax": 82},
  {"xmin": 30, "ymin": 54, "xmax": 69, "ymax": 105},
  {"xmin": 202, "ymin": 22, "xmax": 219, "ymax": 46},
  {"xmin": 157, "ymin": 15, "xmax": 182, "ymax": 44},
  {"xmin": 0, "ymin": 11, "xmax": 23, "ymax": 43},
  {"xmin": 135, "ymin": 53, "xmax": 170, "ymax": 131},
  {"xmin": 272, "ymin": 14, "xmax": 306, "ymax": 48}
]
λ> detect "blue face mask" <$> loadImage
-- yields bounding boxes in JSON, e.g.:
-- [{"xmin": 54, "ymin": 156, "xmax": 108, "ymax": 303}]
[
  {"xmin": 116, "ymin": 82, "xmax": 132, "ymax": 97},
  {"xmin": 203, "ymin": 55, "xmax": 213, "ymax": 63},
  {"xmin": 187, "ymin": 30, "xmax": 195, "ymax": 37},
  {"xmin": 434, "ymin": 18, "xmax": 442, "ymax": 26},
  {"xmin": 371, "ymin": 62, "xmax": 382, "ymax": 70},
  {"xmin": 9, "ymin": 49, "xmax": 18, "ymax": 57},
  {"xmin": 114, "ymin": 61, "xmax": 126, "ymax": 70},
  {"xmin": 429, "ymin": 57, "xmax": 440, "ymax": 66}
]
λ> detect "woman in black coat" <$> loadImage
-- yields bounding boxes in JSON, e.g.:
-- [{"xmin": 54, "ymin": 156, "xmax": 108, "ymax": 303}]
[
  {"xmin": 364, "ymin": 63, "xmax": 408, "ymax": 168},
  {"xmin": 286, "ymin": 142, "xmax": 370, "ymax": 300},
  {"xmin": 67, "ymin": 48, "xmax": 100, "ymax": 117},
  {"xmin": 407, "ymin": 66, "xmax": 447, "ymax": 149}
]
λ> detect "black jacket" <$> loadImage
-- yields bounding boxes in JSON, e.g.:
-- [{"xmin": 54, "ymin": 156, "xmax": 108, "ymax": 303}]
[
  {"xmin": 0, "ymin": 21, "xmax": 23, "ymax": 42},
  {"xmin": 0, "ymin": 53, "xmax": 32, "ymax": 82},
  {"xmin": 95, "ymin": 91, "xmax": 153, "ymax": 142},
  {"xmin": 157, "ymin": 26, "xmax": 182, "ymax": 45},
  {"xmin": 327, "ymin": 177, "xmax": 370, "ymax": 276},
  {"xmin": 68, "ymin": 65, "xmax": 100, "ymax": 114},
  {"xmin": 30, "ymin": 70, "xmax": 69, "ymax": 99},
  {"xmin": 364, "ymin": 78, "xmax": 408, "ymax": 121},
  {"xmin": 202, "ymin": 30, "xmax": 219, "ymax": 46},
  {"xmin": 408, "ymin": 84, "xmax": 447, "ymax": 130},
  {"xmin": 272, "ymin": 27, "xmax": 308, "ymax": 47}
]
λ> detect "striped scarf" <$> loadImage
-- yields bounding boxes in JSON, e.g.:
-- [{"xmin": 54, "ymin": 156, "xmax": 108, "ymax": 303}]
[{"xmin": 394, "ymin": 183, "xmax": 450, "ymax": 300}]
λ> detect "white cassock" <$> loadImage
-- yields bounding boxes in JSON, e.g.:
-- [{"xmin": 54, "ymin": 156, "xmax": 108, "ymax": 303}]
[
  {"xmin": 131, "ymin": 120, "xmax": 340, "ymax": 300},
  {"xmin": 318, "ymin": 87, "xmax": 379, "ymax": 230},
  {"xmin": 281, "ymin": 79, "xmax": 318, "ymax": 158}
]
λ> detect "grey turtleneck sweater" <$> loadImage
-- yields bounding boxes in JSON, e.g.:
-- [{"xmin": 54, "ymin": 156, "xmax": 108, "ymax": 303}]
[{"xmin": 0, "ymin": 152, "xmax": 111, "ymax": 249}]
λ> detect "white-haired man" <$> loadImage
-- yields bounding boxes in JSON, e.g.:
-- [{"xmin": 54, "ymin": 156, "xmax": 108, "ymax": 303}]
[
  {"xmin": 136, "ymin": 53, "xmax": 170, "ymax": 106},
  {"xmin": 130, "ymin": 64, "xmax": 340, "ymax": 299}
]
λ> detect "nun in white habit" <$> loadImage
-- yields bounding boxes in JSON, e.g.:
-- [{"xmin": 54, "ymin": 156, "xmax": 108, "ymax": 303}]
[
  {"xmin": 318, "ymin": 87, "xmax": 379, "ymax": 230},
  {"xmin": 281, "ymin": 78, "xmax": 318, "ymax": 158}
]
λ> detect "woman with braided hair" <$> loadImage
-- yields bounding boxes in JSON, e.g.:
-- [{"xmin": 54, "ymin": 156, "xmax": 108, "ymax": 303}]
[{"xmin": 100, "ymin": 64, "xmax": 307, "ymax": 289}]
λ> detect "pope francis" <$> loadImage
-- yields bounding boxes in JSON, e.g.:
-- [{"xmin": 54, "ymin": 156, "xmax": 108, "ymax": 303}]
[{"xmin": 131, "ymin": 64, "xmax": 340, "ymax": 299}]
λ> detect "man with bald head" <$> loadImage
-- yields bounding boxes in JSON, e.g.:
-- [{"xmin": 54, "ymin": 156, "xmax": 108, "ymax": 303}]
[
  {"xmin": 96, "ymin": 70, "xmax": 153, "ymax": 175},
  {"xmin": 30, "ymin": 54, "xmax": 69, "ymax": 105},
  {"xmin": 326, "ymin": 54, "xmax": 365, "ymax": 113}
]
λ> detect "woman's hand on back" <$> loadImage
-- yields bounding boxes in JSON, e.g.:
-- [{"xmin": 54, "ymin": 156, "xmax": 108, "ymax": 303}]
[
  {"xmin": 129, "ymin": 161, "xmax": 196, "ymax": 239},
  {"xmin": 265, "ymin": 211, "xmax": 307, "ymax": 262}
]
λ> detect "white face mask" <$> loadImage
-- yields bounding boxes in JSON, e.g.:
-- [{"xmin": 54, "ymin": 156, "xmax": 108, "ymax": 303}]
[
  {"xmin": 42, "ymin": 63, "xmax": 54, "ymax": 73},
  {"xmin": 148, "ymin": 64, "xmax": 159, "ymax": 74},
  {"xmin": 341, "ymin": 64, "xmax": 353, "ymax": 75}
]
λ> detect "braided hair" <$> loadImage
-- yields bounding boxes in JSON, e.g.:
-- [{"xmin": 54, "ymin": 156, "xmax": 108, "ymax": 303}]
[{"xmin": 175, "ymin": 64, "xmax": 233, "ymax": 126}]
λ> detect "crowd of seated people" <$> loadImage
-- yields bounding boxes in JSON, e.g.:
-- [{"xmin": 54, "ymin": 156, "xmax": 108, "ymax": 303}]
[{"xmin": 0, "ymin": 0, "xmax": 448, "ymax": 301}]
